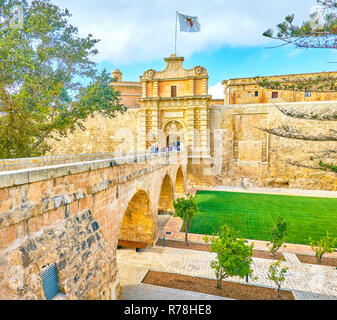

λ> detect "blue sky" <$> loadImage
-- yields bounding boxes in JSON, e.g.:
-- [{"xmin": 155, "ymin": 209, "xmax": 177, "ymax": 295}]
[{"xmin": 53, "ymin": 0, "xmax": 336, "ymax": 97}]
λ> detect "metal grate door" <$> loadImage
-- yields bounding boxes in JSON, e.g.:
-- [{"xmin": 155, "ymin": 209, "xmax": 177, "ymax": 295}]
[{"xmin": 40, "ymin": 263, "xmax": 59, "ymax": 300}]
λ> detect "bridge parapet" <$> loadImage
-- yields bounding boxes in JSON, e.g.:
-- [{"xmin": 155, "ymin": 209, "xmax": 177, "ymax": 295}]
[
  {"xmin": 0, "ymin": 151, "xmax": 184, "ymax": 172},
  {"xmin": 0, "ymin": 151, "xmax": 186, "ymax": 189},
  {"xmin": 0, "ymin": 150, "xmax": 186, "ymax": 244}
]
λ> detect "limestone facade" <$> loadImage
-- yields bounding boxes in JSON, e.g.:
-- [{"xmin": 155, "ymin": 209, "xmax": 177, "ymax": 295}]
[
  {"xmin": 222, "ymin": 71, "xmax": 337, "ymax": 105},
  {"xmin": 111, "ymin": 69, "xmax": 142, "ymax": 108},
  {"xmin": 208, "ymin": 101, "xmax": 337, "ymax": 190},
  {"xmin": 47, "ymin": 55, "xmax": 337, "ymax": 191},
  {"xmin": 137, "ymin": 54, "xmax": 211, "ymax": 158},
  {"xmin": 49, "ymin": 109, "xmax": 139, "ymax": 155}
]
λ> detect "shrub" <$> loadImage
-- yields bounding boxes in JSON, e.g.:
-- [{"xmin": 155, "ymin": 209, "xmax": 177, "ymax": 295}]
[
  {"xmin": 310, "ymin": 232, "xmax": 337, "ymax": 264},
  {"xmin": 267, "ymin": 260, "xmax": 289, "ymax": 299},
  {"xmin": 204, "ymin": 225, "xmax": 256, "ymax": 289},
  {"xmin": 267, "ymin": 216, "xmax": 288, "ymax": 257},
  {"xmin": 171, "ymin": 194, "xmax": 199, "ymax": 246}
]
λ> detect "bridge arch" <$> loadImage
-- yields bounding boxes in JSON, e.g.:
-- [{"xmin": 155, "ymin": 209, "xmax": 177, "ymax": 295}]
[
  {"xmin": 118, "ymin": 190, "xmax": 154, "ymax": 246},
  {"xmin": 158, "ymin": 174, "xmax": 174, "ymax": 213},
  {"xmin": 175, "ymin": 166, "xmax": 185, "ymax": 196}
]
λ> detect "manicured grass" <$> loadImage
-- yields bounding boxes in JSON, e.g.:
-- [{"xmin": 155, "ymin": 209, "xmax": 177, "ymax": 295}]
[{"xmin": 189, "ymin": 191, "xmax": 337, "ymax": 246}]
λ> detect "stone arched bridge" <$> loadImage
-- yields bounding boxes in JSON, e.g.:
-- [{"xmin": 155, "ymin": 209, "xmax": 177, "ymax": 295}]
[{"xmin": 0, "ymin": 151, "xmax": 187, "ymax": 300}]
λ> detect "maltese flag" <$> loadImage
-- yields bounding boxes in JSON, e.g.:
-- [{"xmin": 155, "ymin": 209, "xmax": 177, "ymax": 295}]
[{"xmin": 178, "ymin": 12, "xmax": 201, "ymax": 32}]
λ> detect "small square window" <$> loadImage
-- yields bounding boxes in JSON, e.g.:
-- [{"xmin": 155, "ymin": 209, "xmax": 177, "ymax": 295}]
[
  {"xmin": 305, "ymin": 91, "xmax": 311, "ymax": 97},
  {"xmin": 272, "ymin": 92, "xmax": 278, "ymax": 99},
  {"xmin": 255, "ymin": 91, "xmax": 259, "ymax": 97}
]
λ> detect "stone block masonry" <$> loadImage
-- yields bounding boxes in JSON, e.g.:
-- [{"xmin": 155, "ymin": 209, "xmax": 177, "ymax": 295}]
[
  {"xmin": 0, "ymin": 210, "xmax": 118, "ymax": 300},
  {"xmin": 0, "ymin": 153, "xmax": 186, "ymax": 299}
]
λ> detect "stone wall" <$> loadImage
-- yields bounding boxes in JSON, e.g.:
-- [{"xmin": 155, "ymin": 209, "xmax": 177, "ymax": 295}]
[
  {"xmin": 0, "ymin": 210, "xmax": 118, "ymax": 300},
  {"xmin": 48, "ymin": 109, "xmax": 139, "ymax": 155},
  {"xmin": 209, "ymin": 101, "xmax": 337, "ymax": 190},
  {"xmin": 45, "ymin": 99, "xmax": 337, "ymax": 191}
]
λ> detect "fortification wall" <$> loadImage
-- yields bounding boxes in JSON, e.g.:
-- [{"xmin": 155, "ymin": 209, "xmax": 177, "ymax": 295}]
[
  {"xmin": 210, "ymin": 101, "xmax": 337, "ymax": 190},
  {"xmin": 49, "ymin": 109, "xmax": 139, "ymax": 155},
  {"xmin": 47, "ymin": 101, "xmax": 337, "ymax": 191}
]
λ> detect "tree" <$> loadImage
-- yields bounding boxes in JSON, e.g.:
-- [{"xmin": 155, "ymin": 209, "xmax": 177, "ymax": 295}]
[
  {"xmin": 171, "ymin": 194, "xmax": 199, "ymax": 246},
  {"xmin": 203, "ymin": 225, "xmax": 256, "ymax": 289},
  {"xmin": 263, "ymin": 0, "xmax": 337, "ymax": 50},
  {"xmin": 266, "ymin": 216, "xmax": 288, "ymax": 257},
  {"xmin": 310, "ymin": 231, "xmax": 337, "ymax": 263},
  {"xmin": 0, "ymin": 0, "xmax": 125, "ymax": 159},
  {"xmin": 267, "ymin": 260, "xmax": 289, "ymax": 299},
  {"xmin": 257, "ymin": 0, "xmax": 337, "ymax": 173}
]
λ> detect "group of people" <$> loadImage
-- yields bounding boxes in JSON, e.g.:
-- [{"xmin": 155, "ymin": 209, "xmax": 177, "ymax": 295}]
[{"xmin": 149, "ymin": 141, "xmax": 181, "ymax": 153}]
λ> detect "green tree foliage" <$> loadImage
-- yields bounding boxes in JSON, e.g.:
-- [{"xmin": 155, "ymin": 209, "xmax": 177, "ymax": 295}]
[
  {"xmin": 263, "ymin": 0, "xmax": 337, "ymax": 50},
  {"xmin": 267, "ymin": 260, "xmax": 289, "ymax": 299},
  {"xmin": 257, "ymin": 0, "xmax": 337, "ymax": 173},
  {"xmin": 203, "ymin": 225, "xmax": 256, "ymax": 289},
  {"xmin": 171, "ymin": 194, "xmax": 199, "ymax": 246},
  {"xmin": 266, "ymin": 216, "xmax": 288, "ymax": 257},
  {"xmin": 310, "ymin": 231, "xmax": 337, "ymax": 263},
  {"xmin": 0, "ymin": 0, "xmax": 125, "ymax": 158}
]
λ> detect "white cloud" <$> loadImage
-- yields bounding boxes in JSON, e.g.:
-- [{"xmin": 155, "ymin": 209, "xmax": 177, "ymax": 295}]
[
  {"xmin": 53, "ymin": 0, "xmax": 317, "ymax": 64},
  {"xmin": 209, "ymin": 82, "xmax": 224, "ymax": 99}
]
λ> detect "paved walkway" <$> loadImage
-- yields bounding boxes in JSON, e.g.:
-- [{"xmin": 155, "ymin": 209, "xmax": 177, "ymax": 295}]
[
  {"xmin": 118, "ymin": 262, "xmax": 227, "ymax": 300},
  {"xmin": 117, "ymin": 246, "xmax": 337, "ymax": 300},
  {"xmin": 122, "ymin": 283, "xmax": 227, "ymax": 300}
]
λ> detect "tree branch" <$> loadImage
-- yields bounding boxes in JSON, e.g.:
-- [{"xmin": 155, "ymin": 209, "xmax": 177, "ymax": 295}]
[
  {"xmin": 256, "ymin": 125, "xmax": 337, "ymax": 141},
  {"xmin": 273, "ymin": 103, "xmax": 337, "ymax": 121}
]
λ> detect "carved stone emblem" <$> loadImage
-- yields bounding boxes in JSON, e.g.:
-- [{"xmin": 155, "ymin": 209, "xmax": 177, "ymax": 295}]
[
  {"xmin": 195, "ymin": 66, "xmax": 207, "ymax": 76},
  {"xmin": 143, "ymin": 69, "xmax": 155, "ymax": 80}
]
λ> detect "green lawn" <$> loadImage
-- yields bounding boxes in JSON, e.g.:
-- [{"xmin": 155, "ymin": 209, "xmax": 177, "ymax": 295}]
[{"xmin": 189, "ymin": 191, "xmax": 337, "ymax": 246}]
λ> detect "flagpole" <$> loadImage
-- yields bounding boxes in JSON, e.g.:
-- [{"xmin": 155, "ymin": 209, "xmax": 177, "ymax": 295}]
[{"xmin": 175, "ymin": 11, "xmax": 178, "ymax": 54}]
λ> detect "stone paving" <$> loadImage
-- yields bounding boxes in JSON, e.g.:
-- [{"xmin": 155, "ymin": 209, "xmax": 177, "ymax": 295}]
[
  {"xmin": 122, "ymin": 283, "xmax": 228, "ymax": 300},
  {"xmin": 283, "ymin": 252, "xmax": 302, "ymax": 265},
  {"xmin": 117, "ymin": 246, "xmax": 337, "ymax": 300},
  {"xmin": 118, "ymin": 262, "xmax": 228, "ymax": 300}
]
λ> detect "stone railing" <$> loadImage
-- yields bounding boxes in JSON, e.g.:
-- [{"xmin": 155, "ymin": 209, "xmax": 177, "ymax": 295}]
[
  {"xmin": 0, "ymin": 150, "xmax": 185, "ymax": 189},
  {"xmin": 0, "ymin": 151, "xmax": 182, "ymax": 172}
]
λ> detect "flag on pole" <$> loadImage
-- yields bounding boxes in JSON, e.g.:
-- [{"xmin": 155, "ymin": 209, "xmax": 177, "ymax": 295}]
[{"xmin": 177, "ymin": 12, "xmax": 201, "ymax": 32}]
